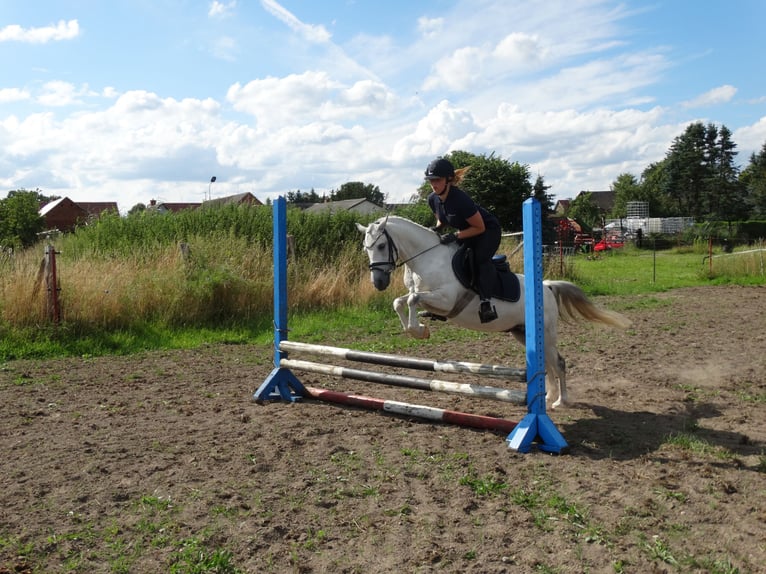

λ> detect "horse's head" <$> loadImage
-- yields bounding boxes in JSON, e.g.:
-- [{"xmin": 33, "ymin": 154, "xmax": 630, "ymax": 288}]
[{"xmin": 356, "ymin": 216, "xmax": 397, "ymax": 291}]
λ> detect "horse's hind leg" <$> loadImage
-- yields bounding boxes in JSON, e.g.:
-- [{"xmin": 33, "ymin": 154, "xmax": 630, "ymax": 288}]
[
  {"xmin": 510, "ymin": 328, "xmax": 567, "ymax": 408},
  {"xmin": 547, "ymin": 351, "xmax": 567, "ymax": 409}
]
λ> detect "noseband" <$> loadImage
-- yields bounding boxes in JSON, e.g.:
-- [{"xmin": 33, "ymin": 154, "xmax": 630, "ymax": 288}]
[{"xmin": 367, "ymin": 229, "xmax": 399, "ymax": 275}]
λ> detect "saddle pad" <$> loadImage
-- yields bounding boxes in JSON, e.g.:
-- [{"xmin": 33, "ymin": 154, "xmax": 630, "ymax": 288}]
[{"xmin": 451, "ymin": 249, "xmax": 520, "ymax": 302}]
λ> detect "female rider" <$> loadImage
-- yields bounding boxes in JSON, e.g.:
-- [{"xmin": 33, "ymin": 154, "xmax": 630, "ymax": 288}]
[{"xmin": 425, "ymin": 157, "xmax": 501, "ymax": 323}]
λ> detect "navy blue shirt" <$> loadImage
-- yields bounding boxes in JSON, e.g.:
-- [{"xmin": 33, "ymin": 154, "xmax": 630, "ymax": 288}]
[{"xmin": 428, "ymin": 186, "xmax": 499, "ymax": 231}]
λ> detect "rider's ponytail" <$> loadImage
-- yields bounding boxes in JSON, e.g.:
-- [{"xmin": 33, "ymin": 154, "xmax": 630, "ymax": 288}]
[{"xmin": 453, "ymin": 166, "xmax": 471, "ymax": 185}]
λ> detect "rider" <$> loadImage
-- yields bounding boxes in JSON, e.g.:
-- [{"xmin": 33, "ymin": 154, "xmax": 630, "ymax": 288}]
[{"xmin": 425, "ymin": 157, "xmax": 502, "ymax": 323}]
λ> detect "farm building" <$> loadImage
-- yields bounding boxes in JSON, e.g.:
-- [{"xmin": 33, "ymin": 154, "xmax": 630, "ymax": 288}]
[
  {"xmin": 148, "ymin": 200, "xmax": 201, "ymax": 213},
  {"xmin": 303, "ymin": 198, "xmax": 384, "ymax": 216},
  {"xmin": 39, "ymin": 197, "xmax": 118, "ymax": 232},
  {"xmin": 202, "ymin": 192, "xmax": 262, "ymax": 208}
]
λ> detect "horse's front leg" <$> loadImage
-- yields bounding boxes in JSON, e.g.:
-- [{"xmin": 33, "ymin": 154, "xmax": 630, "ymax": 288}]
[
  {"xmin": 393, "ymin": 292, "xmax": 430, "ymax": 339},
  {"xmin": 394, "ymin": 265, "xmax": 431, "ymax": 339},
  {"xmin": 392, "ymin": 294, "xmax": 413, "ymax": 331}
]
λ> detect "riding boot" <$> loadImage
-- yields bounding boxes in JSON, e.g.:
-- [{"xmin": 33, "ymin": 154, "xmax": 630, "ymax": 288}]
[
  {"xmin": 418, "ymin": 310, "xmax": 447, "ymax": 321},
  {"xmin": 479, "ymin": 299, "xmax": 497, "ymax": 323}
]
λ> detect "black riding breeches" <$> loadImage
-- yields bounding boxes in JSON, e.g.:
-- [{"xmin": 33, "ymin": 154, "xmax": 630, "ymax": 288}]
[{"xmin": 462, "ymin": 227, "xmax": 501, "ymax": 300}]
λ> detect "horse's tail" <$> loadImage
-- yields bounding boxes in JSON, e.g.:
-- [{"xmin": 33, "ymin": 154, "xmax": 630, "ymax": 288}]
[{"xmin": 544, "ymin": 280, "xmax": 631, "ymax": 329}]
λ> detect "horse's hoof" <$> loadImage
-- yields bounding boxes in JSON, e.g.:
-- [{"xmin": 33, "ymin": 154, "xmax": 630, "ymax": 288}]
[{"xmin": 409, "ymin": 325, "xmax": 430, "ymax": 339}]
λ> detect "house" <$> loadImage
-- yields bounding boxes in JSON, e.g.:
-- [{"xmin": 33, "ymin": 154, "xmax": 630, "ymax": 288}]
[
  {"xmin": 304, "ymin": 198, "xmax": 384, "ymax": 216},
  {"xmin": 39, "ymin": 197, "xmax": 118, "ymax": 232},
  {"xmin": 202, "ymin": 192, "xmax": 262, "ymax": 208},
  {"xmin": 78, "ymin": 202, "xmax": 119, "ymax": 218},
  {"xmin": 148, "ymin": 199, "xmax": 201, "ymax": 213},
  {"xmin": 576, "ymin": 190, "xmax": 615, "ymax": 215},
  {"xmin": 553, "ymin": 199, "xmax": 571, "ymax": 216}
]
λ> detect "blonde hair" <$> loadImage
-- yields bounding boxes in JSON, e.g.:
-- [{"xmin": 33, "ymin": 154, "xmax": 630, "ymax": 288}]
[{"xmin": 452, "ymin": 166, "xmax": 471, "ymax": 186}]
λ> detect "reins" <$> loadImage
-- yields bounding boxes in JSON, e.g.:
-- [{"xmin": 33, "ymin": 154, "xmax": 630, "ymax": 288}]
[
  {"xmin": 396, "ymin": 241, "xmax": 441, "ymax": 267},
  {"xmin": 366, "ymin": 223, "xmax": 442, "ymax": 274}
]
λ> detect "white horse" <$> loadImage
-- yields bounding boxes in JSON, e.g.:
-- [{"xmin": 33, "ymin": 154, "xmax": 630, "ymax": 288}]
[{"xmin": 356, "ymin": 215, "xmax": 631, "ymax": 408}]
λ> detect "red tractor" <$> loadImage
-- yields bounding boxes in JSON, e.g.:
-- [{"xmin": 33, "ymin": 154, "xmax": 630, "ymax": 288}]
[{"xmin": 557, "ymin": 218, "xmax": 594, "ymax": 252}]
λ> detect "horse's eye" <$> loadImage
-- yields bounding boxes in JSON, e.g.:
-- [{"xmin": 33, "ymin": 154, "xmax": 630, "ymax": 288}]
[{"xmin": 377, "ymin": 243, "xmax": 386, "ymax": 251}]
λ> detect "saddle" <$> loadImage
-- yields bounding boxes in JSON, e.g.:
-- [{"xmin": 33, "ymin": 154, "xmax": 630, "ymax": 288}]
[{"xmin": 451, "ymin": 246, "xmax": 520, "ymax": 303}]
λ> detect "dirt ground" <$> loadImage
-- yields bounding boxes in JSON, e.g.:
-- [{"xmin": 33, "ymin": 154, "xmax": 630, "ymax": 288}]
[{"xmin": 1, "ymin": 285, "xmax": 765, "ymax": 573}]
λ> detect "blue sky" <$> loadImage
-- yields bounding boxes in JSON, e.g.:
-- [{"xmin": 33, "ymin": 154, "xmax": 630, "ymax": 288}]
[{"xmin": 2, "ymin": 0, "xmax": 765, "ymax": 213}]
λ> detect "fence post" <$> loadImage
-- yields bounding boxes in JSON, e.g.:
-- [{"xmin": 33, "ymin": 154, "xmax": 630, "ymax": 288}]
[{"xmin": 45, "ymin": 244, "xmax": 61, "ymax": 324}]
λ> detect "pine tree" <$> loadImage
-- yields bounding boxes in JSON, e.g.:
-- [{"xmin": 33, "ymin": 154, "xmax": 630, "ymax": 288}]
[{"xmin": 740, "ymin": 141, "xmax": 766, "ymax": 217}]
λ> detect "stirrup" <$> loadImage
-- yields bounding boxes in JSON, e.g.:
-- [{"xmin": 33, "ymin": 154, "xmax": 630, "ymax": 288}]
[{"xmin": 479, "ymin": 301, "xmax": 498, "ymax": 323}]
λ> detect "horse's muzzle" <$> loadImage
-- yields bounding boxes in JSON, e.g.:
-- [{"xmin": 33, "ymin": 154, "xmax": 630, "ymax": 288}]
[{"xmin": 371, "ymin": 269, "xmax": 391, "ymax": 291}]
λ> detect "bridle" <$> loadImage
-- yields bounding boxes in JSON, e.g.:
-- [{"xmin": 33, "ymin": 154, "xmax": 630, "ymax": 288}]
[
  {"xmin": 365, "ymin": 221, "xmax": 442, "ymax": 277},
  {"xmin": 366, "ymin": 227, "xmax": 398, "ymax": 275}
]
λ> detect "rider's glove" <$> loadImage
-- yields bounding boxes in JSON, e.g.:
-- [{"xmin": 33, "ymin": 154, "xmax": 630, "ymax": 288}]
[{"xmin": 440, "ymin": 232, "xmax": 457, "ymax": 245}]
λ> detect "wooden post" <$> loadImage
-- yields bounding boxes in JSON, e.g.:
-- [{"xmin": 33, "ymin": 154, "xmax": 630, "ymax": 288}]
[{"xmin": 45, "ymin": 244, "xmax": 61, "ymax": 324}]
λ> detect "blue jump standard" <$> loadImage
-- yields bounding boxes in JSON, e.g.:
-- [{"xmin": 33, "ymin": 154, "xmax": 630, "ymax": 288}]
[{"xmin": 254, "ymin": 196, "xmax": 568, "ymax": 454}]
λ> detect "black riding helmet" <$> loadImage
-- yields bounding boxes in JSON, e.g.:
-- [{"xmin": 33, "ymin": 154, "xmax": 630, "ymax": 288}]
[{"xmin": 424, "ymin": 158, "xmax": 455, "ymax": 180}]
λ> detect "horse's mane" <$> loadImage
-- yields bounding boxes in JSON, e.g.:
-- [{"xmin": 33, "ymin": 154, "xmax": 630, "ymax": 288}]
[{"xmin": 374, "ymin": 215, "xmax": 427, "ymax": 229}]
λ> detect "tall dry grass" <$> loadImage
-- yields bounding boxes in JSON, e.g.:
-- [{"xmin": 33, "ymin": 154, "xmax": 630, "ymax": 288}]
[
  {"xmin": 0, "ymin": 235, "xmax": 379, "ymax": 329},
  {"xmin": 706, "ymin": 241, "xmax": 766, "ymax": 278},
  {"xmin": 0, "ymin": 219, "xmax": 532, "ymax": 331}
]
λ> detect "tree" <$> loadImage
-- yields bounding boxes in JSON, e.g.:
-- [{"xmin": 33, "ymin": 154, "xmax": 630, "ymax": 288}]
[
  {"xmin": 0, "ymin": 189, "xmax": 50, "ymax": 248},
  {"xmin": 740, "ymin": 141, "xmax": 766, "ymax": 217},
  {"xmin": 708, "ymin": 125, "xmax": 748, "ymax": 222},
  {"xmin": 532, "ymin": 174, "xmax": 556, "ymax": 242},
  {"xmin": 567, "ymin": 192, "xmax": 601, "ymax": 231},
  {"xmin": 330, "ymin": 181, "xmax": 385, "ymax": 205},
  {"xmin": 532, "ymin": 174, "xmax": 554, "ymax": 217},
  {"xmin": 659, "ymin": 121, "xmax": 749, "ymax": 221},
  {"xmin": 286, "ymin": 189, "xmax": 322, "ymax": 204},
  {"xmin": 664, "ymin": 122, "xmax": 710, "ymax": 218},
  {"xmin": 128, "ymin": 203, "xmax": 147, "ymax": 216},
  {"xmin": 610, "ymin": 173, "xmax": 642, "ymax": 217},
  {"xmin": 637, "ymin": 161, "xmax": 676, "ymax": 217}
]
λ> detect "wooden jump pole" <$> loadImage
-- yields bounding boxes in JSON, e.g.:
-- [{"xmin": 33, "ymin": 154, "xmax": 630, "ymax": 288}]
[
  {"xmin": 281, "ymin": 358, "xmax": 526, "ymax": 404},
  {"xmin": 306, "ymin": 387, "xmax": 518, "ymax": 433},
  {"xmin": 280, "ymin": 340, "xmax": 526, "ymax": 381}
]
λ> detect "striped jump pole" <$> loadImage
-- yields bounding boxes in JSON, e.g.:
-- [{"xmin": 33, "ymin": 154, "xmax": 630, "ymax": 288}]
[
  {"xmin": 281, "ymin": 358, "xmax": 527, "ymax": 404},
  {"xmin": 280, "ymin": 340, "xmax": 526, "ymax": 381},
  {"xmin": 306, "ymin": 387, "xmax": 518, "ymax": 433}
]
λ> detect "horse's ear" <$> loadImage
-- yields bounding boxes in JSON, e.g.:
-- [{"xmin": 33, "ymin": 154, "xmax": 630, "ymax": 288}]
[{"xmin": 355, "ymin": 223, "xmax": 368, "ymax": 234}]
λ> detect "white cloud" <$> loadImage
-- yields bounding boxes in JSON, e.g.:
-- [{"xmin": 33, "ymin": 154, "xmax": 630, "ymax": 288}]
[
  {"xmin": 422, "ymin": 46, "xmax": 486, "ymax": 92},
  {"xmin": 211, "ymin": 36, "xmax": 238, "ymax": 61},
  {"xmin": 0, "ymin": 88, "xmax": 31, "ymax": 103},
  {"xmin": 2, "ymin": 91, "xmax": 224, "ymax": 205},
  {"xmin": 0, "ymin": 20, "xmax": 79, "ymax": 43},
  {"xmin": 392, "ymin": 100, "xmax": 479, "ymax": 160},
  {"xmin": 102, "ymin": 87, "xmax": 120, "ymax": 99},
  {"xmin": 682, "ymin": 85, "xmax": 737, "ymax": 108},
  {"xmin": 227, "ymin": 72, "xmax": 396, "ymax": 129},
  {"xmin": 493, "ymin": 32, "xmax": 546, "ymax": 66},
  {"xmin": 227, "ymin": 72, "xmax": 339, "ymax": 127},
  {"xmin": 36, "ymin": 81, "xmax": 87, "ymax": 107},
  {"xmin": 208, "ymin": 1, "xmax": 237, "ymax": 18},
  {"xmin": 733, "ymin": 116, "xmax": 766, "ymax": 159},
  {"xmin": 261, "ymin": 0, "xmax": 331, "ymax": 43},
  {"xmin": 417, "ymin": 17, "xmax": 443, "ymax": 39}
]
